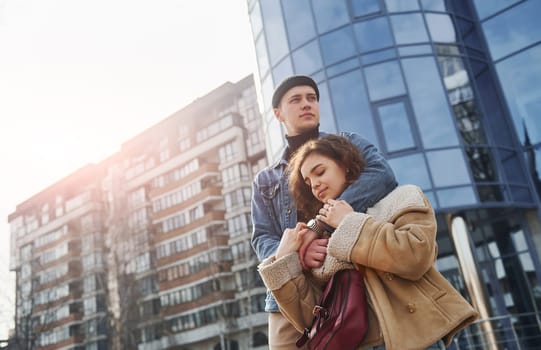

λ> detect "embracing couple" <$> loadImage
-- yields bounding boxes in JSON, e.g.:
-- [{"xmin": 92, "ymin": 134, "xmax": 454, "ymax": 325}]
[{"xmin": 251, "ymin": 75, "xmax": 478, "ymax": 350}]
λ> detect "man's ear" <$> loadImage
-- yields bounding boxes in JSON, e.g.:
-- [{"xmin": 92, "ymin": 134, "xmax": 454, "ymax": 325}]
[{"xmin": 273, "ymin": 107, "xmax": 283, "ymax": 122}]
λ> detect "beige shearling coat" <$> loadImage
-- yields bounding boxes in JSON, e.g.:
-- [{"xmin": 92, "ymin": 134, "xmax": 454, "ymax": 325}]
[{"xmin": 258, "ymin": 185, "xmax": 479, "ymax": 350}]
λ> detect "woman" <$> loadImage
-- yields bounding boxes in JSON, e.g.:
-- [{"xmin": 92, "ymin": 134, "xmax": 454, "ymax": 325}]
[{"xmin": 258, "ymin": 135, "xmax": 478, "ymax": 350}]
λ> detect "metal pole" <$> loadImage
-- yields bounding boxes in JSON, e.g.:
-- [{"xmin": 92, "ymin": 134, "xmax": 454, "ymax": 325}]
[{"xmin": 447, "ymin": 214, "xmax": 499, "ymax": 350}]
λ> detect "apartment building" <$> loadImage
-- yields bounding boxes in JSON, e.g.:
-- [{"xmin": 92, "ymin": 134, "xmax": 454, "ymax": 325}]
[{"xmin": 9, "ymin": 75, "xmax": 269, "ymax": 350}]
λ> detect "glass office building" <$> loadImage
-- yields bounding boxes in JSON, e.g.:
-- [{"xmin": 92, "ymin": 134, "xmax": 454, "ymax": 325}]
[{"xmin": 247, "ymin": 0, "xmax": 541, "ymax": 349}]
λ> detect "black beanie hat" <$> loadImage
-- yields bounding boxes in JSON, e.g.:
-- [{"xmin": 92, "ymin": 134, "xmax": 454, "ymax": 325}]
[{"xmin": 271, "ymin": 75, "xmax": 319, "ymax": 108}]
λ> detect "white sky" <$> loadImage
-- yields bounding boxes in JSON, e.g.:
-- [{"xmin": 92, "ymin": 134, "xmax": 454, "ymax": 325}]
[{"xmin": 0, "ymin": 0, "xmax": 257, "ymax": 339}]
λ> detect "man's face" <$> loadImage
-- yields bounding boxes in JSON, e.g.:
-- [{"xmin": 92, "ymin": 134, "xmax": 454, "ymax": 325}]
[{"xmin": 273, "ymin": 85, "xmax": 320, "ymax": 136}]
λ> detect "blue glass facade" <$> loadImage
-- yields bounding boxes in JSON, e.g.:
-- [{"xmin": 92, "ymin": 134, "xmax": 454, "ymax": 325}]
[{"xmin": 248, "ymin": 0, "xmax": 541, "ymax": 348}]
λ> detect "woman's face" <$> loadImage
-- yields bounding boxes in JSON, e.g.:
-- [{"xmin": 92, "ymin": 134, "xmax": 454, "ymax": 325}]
[{"xmin": 300, "ymin": 152, "xmax": 348, "ymax": 203}]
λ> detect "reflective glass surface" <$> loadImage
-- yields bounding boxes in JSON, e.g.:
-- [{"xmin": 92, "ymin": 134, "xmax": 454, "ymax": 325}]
[
  {"xmin": 351, "ymin": 0, "xmax": 381, "ymax": 18},
  {"xmin": 420, "ymin": 0, "xmax": 445, "ymax": 11},
  {"xmin": 255, "ymin": 35, "xmax": 270, "ymax": 77},
  {"xmin": 426, "ymin": 14, "xmax": 456, "ymax": 43},
  {"xmin": 260, "ymin": 0, "xmax": 289, "ymax": 65},
  {"xmin": 319, "ymin": 27, "xmax": 357, "ymax": 65},
  {"xmin": 318, "ymin": 82, "xmax": 337, "ymax": 133},
  {"xmin": 390, "ymin": 14, "xmax": 429, "ymax": 45},
  {"xmin": 353, "ymin": 17, "xmax": 394, "ymax": 53},
  {"xmin": 326, "ymin": 57, "xmax": 359, "ymax": 77},
  {"xmin": 402, "ymin": 57, "xmax": 459, "ymax": 148},
  {"xmin": 482, "ymin": 0, "xmax": 541, "ymax": 61},
  {"xmin": 496, "ymin": 44, "xmax": 541, "ymax": 145},
  {"xmin": 364, "ymin": 61, "xmax": 406, "ymax": 101},
  {"xmin": 361, "ymin": 48, "xmax": 397, "ymax": 65},
  {"xmin": 272, "ymin": 57, "xmax": 293, "ymax": 86},
  {"xmin": 388, "ymin": 154, "xmax": 431, "ymax": 189},
  {"xmin": 473, "ymin": 0, "xmax": 521, "ymax": 20},
  {"xmin": 282, "ymin": 0, "xmax": 317, "ymax": 49},
  {"xmin": 398, "ymin": 45, "xmax": 431, "ymax": 56},
  {"xmin": 311, "ymin": 0, "xmax": 349, "ymax": 33},
  {"xmin": 249, "ymin": 1, "xmax": 263, "ymax": 38},
  {"xmin": 267, "ymin": 117, "xmax": 284, "ymax": 158},
  {"xmin": 385, "ymin": 0, "xmax": 419, "ymax": 12},
  {"xmin": 378, "ymin": 102, "xmax": 415, "ymax": 152},
  {"xmin": 292, "ymin": 40, "xmax": 323, "ymax": 76},
  {"xmin": 437, "ymin": 186, "xmax": 477, "ymax": 207},
  {"xmin": 328, "ymin": 70, "xmax": 378, "ymax": 144},
  {"xmin": 261, "ymin": 74, "xmax": 274, "ymax": 114},
  {"xmin": 427, "ymin": 149, "xmax": 471, "ymax": 186}
]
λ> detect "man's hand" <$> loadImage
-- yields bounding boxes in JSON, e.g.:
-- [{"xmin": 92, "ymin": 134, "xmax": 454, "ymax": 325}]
[{"xmin": 275, "ymin": 223, "xmax": 310, "ymax": 259}]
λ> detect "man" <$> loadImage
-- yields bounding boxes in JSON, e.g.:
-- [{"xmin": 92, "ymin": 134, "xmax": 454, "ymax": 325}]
[{"xmin": 251, "ymin": 75, "xmax": 396, "ymax": 349}]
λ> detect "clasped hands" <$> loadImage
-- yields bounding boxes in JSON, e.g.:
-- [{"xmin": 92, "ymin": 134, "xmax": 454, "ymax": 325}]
[{"xmin": 275, "ymin": 199, "xmax": 354, "ymax": 269}]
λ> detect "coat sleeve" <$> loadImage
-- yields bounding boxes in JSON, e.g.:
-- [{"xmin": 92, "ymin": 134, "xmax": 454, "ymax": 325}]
[
  {"xmin": 328, "ymin": 186, "xmax": 437, "ymax": 281},
  {"xmin": 258, "ymin": 253, "xmax": 322, "ymax": 333}
]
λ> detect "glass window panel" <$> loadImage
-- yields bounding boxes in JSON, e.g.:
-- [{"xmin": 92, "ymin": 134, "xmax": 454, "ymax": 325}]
[
  {"xmin": 267, "ymin": 111, "xmax": 284, "ymax": 159},
  {"xmin": 317, "ymin": 82, "xmax": 337, "ymax": 133},
  {"xmin": 353, "ymin": 17, "xmax": 394, "ymax": 53},
  {"xmin": 292, "ymin": 40, "xmax": 323, "ymax": 76},
  {"xmin": 437, "ymin": 186, "xmax": 477, "ymax": 207},
  {"xmin": 326, "ymin": 57, "xmax": 359, "ymax": 77},
  {"xmin": 320, "ymin": 27, "xmax": 357, "ymax": 65},
  {"xmin": 388, "ymin": 154, "xmax": 431, "ymax": 189},
  {"xmin": 402, "ymin": 57, "xmax": 459, "ymax": 147},
  {"xmin": 390, "ymin": 14, "xmax": 429, "ymax": 45},
  {"xmin": 426, "ymin": 149, "xmax": 470, "ymax": 186},
  {"xmin": 260, "ymin": 0, "xmax": 289, "ymax": 65},
  {"xmin": 312, "ymin": 0, "xmax": 349, "ymax": 33},
  {"xmin": 385, "ymin": 0, "xmax": 420, "ymax": 12},
  {"xmin": 329, "ymin": 70, "xmax": 378, "ymax": 143},
  {"xmin": 496, "ymin": 44, "xmax": 541, "ymax": 145},
  {"xmin": 282, "ymin": 0, "xmax": 317, "ymax": 49},
  {"xmin": 361, "ymin": 48, "xmax": 397, "ymax": 65},
  {"xmin": 426, "ymin": 14, "xmax": 456, "ymax": 43},
  {"xmin": 421, "ymin": 0, "xmax": 445, "ymax": 11},
  {"xmin": 261, "ymin": 74, "xmax": 274, "ymax": 112},
  {"xmin": 424, "ymin": 191, "xmax": 437, "ymax": 208},
  {"xmin": 398, "ymin": 45, "xmax": 431, "ymax": 56},
  {"xmin": 351, "ymin": 0, "xmax": 382, "ymax": 18},
  {"xmin": 364, "ymin": 61, "xmax": 406, "ymax": 101},
  {"xmin": 482, "ymin": 1, "xmax": 541, "ymax": 61},
  {"xmin": 249, "ymin": 1, "xmax": 263, "ymax": 38},
  {"xmin": 472, "ymin": 0, "xmax": 521, "ymax": 20},
  {"xmin": 272, "ymin": 57, "xmax": 293, "ymax": 85},
  {"xmin": 255, "ymin": 35, "xmax": 270, "ymax": 78},
  {"xmin": 378, "ymin": 102, "xmax": 415, "ymax": 152}
]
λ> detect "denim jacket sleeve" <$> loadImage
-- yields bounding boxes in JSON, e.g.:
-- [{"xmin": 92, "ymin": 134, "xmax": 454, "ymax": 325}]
[
  {"xmin": 339, "ymin": 132, "xmax": 397, "ymax": 212},
  {"xmin": 250, "ymin": 169, "xmax": 283, "ymax": 261}
]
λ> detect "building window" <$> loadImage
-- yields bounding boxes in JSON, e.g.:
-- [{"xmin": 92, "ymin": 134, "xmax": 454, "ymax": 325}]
[
  {"xmin": 353, "ymin": 16, "xmax": 394, "ymax": 53},
  {"xmin": 350, "ymin": 0, "xmax": 382, "ymax": 18},
  {"xmin": 375, "ymin": 100, "xmax": 416, "ymax": 153},
  {"xmin": 390, "ymin": 14, "xmax": 429, "ymax": 45},
  {"xmin": 364, "ymin": 60, "xmax": 406, "ymax": 101},
  {"xmin": 319, "ymin": 26, "xmax": 357, "ymax": 65},
  {"xmin": 282, "ymin": 0, "xmax": 316, "ymax": 49}
]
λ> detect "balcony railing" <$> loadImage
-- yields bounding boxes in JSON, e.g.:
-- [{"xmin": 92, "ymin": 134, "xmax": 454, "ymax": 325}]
[{"xmin": 451, "ymin": 312, "xmax": 541, "ymax": 350}]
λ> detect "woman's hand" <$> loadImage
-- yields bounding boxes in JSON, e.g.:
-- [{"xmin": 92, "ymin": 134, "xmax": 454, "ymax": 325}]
[
  {"xmin": 316, "ymin": 199, "xmax": 354, "ymax": 228},
  {"xmin": 300, "ymin": 238, "xmax": 328, "ymax": 269},
  {"xmin": 275, "ymin": 223, "xmax": 311, "ymax": 260}
]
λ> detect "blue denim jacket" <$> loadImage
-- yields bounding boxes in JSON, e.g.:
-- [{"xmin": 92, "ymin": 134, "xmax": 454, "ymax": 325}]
[{"xmin": 251, "ymin": 131, "xmax": 397, "ymax": 312}]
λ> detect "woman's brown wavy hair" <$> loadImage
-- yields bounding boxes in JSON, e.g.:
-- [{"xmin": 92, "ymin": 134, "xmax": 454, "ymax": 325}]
[{"xmin": 287, "ymin": 135, "xmax": 365, "ymax": 222}]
